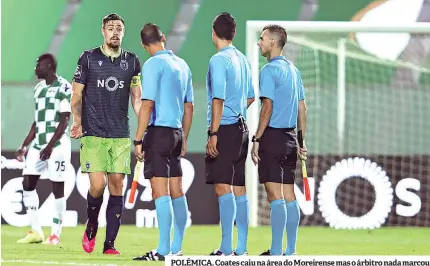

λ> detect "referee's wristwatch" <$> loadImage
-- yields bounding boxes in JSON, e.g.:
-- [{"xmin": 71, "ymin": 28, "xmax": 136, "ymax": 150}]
[
  {"xmin": 207, "ymin": 130, "xmax": 218, "ymax": 137},
  {"xmin": 252, "ymin": 136, "xmax": 260, "ymax": 143},
  {"xmin": 133, "ymin": 139, "xmax": 143, "ymax": 146}
]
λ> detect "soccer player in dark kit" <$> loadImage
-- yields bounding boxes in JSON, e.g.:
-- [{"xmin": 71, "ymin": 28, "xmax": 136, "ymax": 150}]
[{"xmin": 70, "ymin": 13, "xmax": 142, "ymax": 255}]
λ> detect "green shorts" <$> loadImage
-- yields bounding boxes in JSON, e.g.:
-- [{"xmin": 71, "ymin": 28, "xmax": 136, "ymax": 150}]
[{"xmin": 80, "ymin": 136, "xmax": 131, "ymax": 174}]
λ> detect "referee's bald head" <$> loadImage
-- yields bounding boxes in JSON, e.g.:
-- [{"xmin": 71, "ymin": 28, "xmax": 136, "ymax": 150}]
[{"xmin": 262, "ymin": 24, "xmax": 287, "ymax": 48}]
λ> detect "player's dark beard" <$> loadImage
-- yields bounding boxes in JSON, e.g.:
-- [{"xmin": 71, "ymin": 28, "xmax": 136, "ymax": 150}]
[{"xmin": 107, "ymin": 41, "xmax": 120, "ymax": 50}]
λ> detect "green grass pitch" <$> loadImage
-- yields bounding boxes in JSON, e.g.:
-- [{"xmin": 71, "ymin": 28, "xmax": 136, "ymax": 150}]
[{"xmin": 1, "ymin": 225, "xmax": 429, "ymax": 265}]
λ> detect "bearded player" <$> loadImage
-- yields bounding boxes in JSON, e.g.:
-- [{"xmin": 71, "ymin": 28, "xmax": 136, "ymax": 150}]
[
  {"xmin": 70, "ymin": 13, "xmax": 142, "ymax": 255},
  {"xmin": 16, "ymin": 53, "xmax": 72, "ymax": 245}
]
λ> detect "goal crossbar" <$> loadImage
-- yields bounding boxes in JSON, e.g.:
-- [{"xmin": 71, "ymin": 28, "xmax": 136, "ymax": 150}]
[
  {"xmin": 245, "ymin": 20, "xmax": 430, "ymax": 228},
  {"xmin": 247, "ymin": 21, "xmax": 430, "ymax": 33}
]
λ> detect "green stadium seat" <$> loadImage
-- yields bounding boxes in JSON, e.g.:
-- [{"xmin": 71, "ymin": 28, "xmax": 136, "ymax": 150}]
[{"xmin": 1, "ymin": 0, "xmax": 68, "ymax": 82}]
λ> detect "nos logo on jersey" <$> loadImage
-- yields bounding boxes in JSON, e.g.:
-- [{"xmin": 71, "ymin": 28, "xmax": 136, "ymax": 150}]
[{"xmin": 97, "ymin": 77, "xmax": 124, "ymax": 92}]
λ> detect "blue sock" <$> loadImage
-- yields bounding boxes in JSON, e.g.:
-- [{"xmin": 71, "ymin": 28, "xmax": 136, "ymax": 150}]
[
  {"xmin": 270, "ymin": 199, "xmax": 287, "ymax": 255},
  {"xmin": 235, "ymin": 194, "xmax": 249, "ymax": 255},
  {"xmin": 170, "ymin": 196, "xmax": 188, "ymax": 254},
  {"xmin": 285, "ymin": 200, "xmax": 300, "ymax": 255},
  {"xmin": 218, "ymin": 193, "xmax": 236, "ymax": 255},
  {"xmin": 155, "ymin": 196, "xmax": 173, "ymax": 256}
]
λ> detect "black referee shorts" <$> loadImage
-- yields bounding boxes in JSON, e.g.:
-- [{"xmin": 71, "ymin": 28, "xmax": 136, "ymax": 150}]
[
  {"xmin": 205, "ymin": 123, "xmax": 249, "ymax": 186},
  {"xmin": 258, "ymin": 127, "xmax": 298, "ymax": 184},
  {"xmin": 142, "ymin": 126, "xmax": 183, "ymax": 179}
]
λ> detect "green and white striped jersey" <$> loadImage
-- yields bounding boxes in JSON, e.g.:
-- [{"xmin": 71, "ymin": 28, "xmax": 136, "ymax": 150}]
[{"xmin": 33, "ymin": 76, "xmax": 72, "ymax": 149}]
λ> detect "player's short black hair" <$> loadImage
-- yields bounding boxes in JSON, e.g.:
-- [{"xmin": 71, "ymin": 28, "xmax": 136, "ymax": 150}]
[
  {"xmin": 38, "ymin": 53, "xmax": 57, "ymax": 71},
  {"xmin": 212, "ymin": 12, "xmax": 236, "ymax": 41},
  {"xmin": 140, "ymin": 23, "xmax": 163, "ymax": 46},
  {"xmin": 102, "ymin": 13, "xmax": 125, "ymax": 27},
  {"xmin": 263, "ymin": 24, "xmax": 287, "ymax": 48}
]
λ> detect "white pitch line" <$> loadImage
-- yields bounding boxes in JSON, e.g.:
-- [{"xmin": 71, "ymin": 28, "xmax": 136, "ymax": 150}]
[{"xmin": 0, "ymin": 259, "xmax": 124, "ymax": 266}]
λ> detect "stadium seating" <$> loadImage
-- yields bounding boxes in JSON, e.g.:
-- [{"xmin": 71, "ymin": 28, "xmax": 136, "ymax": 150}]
[
  {"xmin": 2, "ymin": 0, "xmax": 374, "ymax": 84},
  {"xmin": 2, "ymin": 0, "xmax": 429, "ymax": 154},
  {"xmin": 56, "ymin": 0, "xmax": 180, "ymax": 82},
  {"xmin": 1, "ymin": 0, "xmax": 67, "ymax": 82},
  {"xmin": 179, "ymin": 0, "xmax": 301, "ymax": 84},
  {"xmin": 178, "ymin": 0, "xmax": 377, "ymax": 84}
]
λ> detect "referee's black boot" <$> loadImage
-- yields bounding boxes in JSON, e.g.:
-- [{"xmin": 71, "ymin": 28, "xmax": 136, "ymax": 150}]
[
  {"xmin": 233, "ymin": 250, "xmax": 248, "ymax": 256},
  {"xmin": 210, "ymin": 249, "xmax": 233, "ymax": 256},
  {"xmin": 260, "ymin": 249, "xmax": 271, "ymax": 256},
  {"xmin": 133, "ymin": 249, "xmax": 166, "ymax": 261}
]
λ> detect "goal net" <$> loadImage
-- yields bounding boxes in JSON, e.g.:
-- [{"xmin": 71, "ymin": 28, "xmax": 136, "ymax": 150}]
[{"xmin": 245, "ymin": 21, "xmax": 430, "ymax": 229}]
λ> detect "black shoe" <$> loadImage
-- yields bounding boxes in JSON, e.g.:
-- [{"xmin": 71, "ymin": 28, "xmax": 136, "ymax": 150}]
[
  {"xmin": 210, "ymin": 249, "xmax": 232, "ymax": 256},
  {"xmin": 233, "ymin": 251, "xmax": 248, "ymax": 256},
  {"xmin": 260, "ymin": 249, "xmax": 271, "ymax": 256},
  {"xmin": 133, "ymin": 249, "xmax": 166, "ymax": 261}
]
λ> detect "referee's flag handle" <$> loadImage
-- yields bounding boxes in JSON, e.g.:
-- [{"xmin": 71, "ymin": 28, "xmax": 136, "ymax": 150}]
[{"xmin": 298, "ymin": 130, "xmax": 311, "ymax": 201}]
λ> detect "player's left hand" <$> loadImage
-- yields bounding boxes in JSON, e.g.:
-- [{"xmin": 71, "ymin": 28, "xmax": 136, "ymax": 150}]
[
  {"xmin": 40, "ymin": 145, "xmax": 53, "ymax": 161},
  {"xmin": 70, "ymin": 122, "xmax": 83, "ymax": 139},
  {"xmin": 134, "ymin": 144, "xmax": 145, "ymax": 162},
  {"xmin": 251, "ymin": 142, "xmax": 260, "ymax": 165}
]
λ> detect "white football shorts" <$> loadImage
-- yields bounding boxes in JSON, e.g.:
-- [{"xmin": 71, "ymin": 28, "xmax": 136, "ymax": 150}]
[{"xmin": 22, "ymin": 138, "xmax": 72, "ymax": 182}]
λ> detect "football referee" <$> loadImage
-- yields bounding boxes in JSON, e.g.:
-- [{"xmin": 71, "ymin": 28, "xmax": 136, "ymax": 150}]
[
  {"xmin": 206, "ymin": 12, "xmax": 255, "ymax": 256},
  {"xmin": 132, "ymin": 23, "xmax": 194, "ymax": 261},
  {"xmin": 251, "ymin": 25, "xmax": 307, "ymax": 256}
]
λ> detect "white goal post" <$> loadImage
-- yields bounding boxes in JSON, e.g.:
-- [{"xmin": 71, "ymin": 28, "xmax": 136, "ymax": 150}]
[{"xmin": 244, "ymin": 21, "xmax": 430, "ymax": 228}]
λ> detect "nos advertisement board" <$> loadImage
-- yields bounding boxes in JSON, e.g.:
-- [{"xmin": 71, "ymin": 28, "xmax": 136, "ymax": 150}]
[{"xmin": 1, "ymin": 152, "xmax": 428, "ymax": 229}]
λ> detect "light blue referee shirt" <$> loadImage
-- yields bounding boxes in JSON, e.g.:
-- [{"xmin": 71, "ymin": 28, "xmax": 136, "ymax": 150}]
[
  {"xmin": 259, "ymin": 56, "xmax": 305, "ymax": 129},
  {"xmin": 141, "ymin": 50, "xmax": 194, "ymax": 129},
  {"xmin": 206, "ymin": 45, "xmax": 255, "ymax": 127}
]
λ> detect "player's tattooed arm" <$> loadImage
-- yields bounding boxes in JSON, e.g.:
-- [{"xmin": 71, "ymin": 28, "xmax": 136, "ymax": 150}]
[
  {"xmin": 70, "ymin": 82, "xmax": 84, "ymax": 139},
  {"xmin": 131, "ymin": 56, "xmax": 143, "ymax": 117},
  {"xmin": 70, "ymin": 52, "xmax": 88, "ymax": 139},
  {"xmin": 71, "ymin": 82, "xmax": 84, "ymax": 124},
  {"xmin": 71, "ymin": 52, "xmax": 89, "ymax": 125}
]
